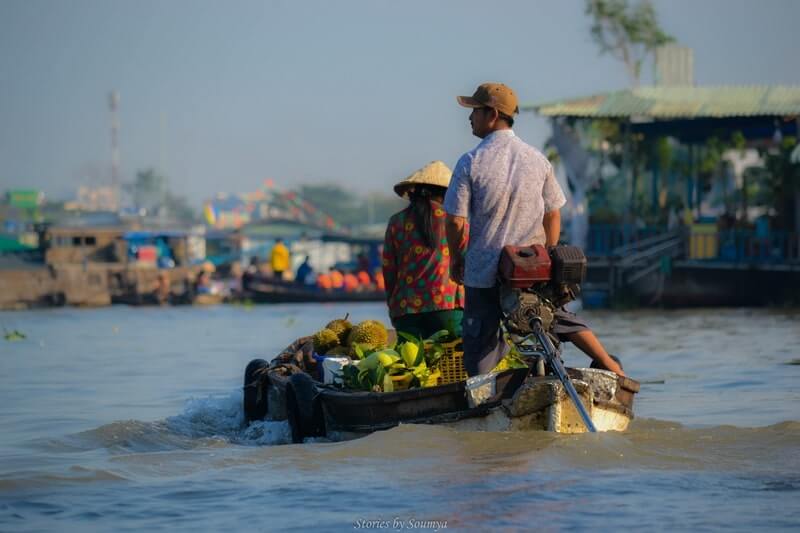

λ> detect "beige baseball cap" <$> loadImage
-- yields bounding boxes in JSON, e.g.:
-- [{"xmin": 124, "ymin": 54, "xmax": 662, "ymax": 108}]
[
  {"xmin": 457, "ymin": 82, "xmax": 519, "ymax": 117},
  {"xmin": 393, "ymin": 161, "xmax": 452, "ymax": 198}
]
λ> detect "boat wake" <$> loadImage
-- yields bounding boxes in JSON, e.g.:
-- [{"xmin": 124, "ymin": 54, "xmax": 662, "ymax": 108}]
[
  {"xmin": 165, "ymin": 392, "xmax": 291, "ymax": 446},
  {"xmin": 39, "ymin": 391, "xmax": 800, "ymax": 469},
  {"xmin": 35, "ymin": 392, "xmax": 291, "ymax": 456}
]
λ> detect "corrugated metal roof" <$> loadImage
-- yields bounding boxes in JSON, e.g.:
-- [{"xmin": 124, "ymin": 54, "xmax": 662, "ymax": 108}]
[{"xmin": 525, "ymin": 86, "xmax": 800, "ymax": 119}]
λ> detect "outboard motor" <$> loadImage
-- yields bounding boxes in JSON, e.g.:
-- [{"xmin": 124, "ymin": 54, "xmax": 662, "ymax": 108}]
[
  {"xmin": 496, "ymin": 244, "xmax": 597, "ymax": 432},
  {"xmin": 498, "ymin": 244, "xmax": 587, "ymax": 336}
]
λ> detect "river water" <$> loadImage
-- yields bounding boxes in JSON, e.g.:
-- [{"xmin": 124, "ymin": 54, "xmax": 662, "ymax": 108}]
[{"xmin": 0, "ymin": 304, "xmax": 798, "ymax": 531}]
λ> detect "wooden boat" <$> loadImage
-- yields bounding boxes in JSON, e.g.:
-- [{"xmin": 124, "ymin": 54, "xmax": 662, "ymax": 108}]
[
  {"xmin": 242, "ymin": 279, "xmax": 385, "ymax": 304},
  {"xmin": 192, "ymin": 292, "xmax": 226, "ymax": 306},
  {"xmin": 243, "ymin": 335, "xmax": 640, "ymax": 443}
]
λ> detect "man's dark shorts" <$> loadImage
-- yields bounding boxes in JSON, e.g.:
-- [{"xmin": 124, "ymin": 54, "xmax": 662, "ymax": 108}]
[{"xmin": 461, "ymin": 285, "xmax": 590, "ymax": 376}]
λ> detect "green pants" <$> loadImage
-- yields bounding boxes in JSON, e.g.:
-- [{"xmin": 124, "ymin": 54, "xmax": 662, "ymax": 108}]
[{"xmin": 391, "ymin": 309, "xmax": 463, "ymax": 340}]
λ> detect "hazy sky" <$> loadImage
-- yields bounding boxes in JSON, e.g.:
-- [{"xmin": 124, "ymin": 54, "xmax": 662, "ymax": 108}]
[{"xmin": 1, "ymin": 0, "xmax": 798, "ymax": 204}]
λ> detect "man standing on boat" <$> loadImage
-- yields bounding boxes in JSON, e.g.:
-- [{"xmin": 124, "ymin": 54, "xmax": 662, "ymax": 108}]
[
  {"xmin": 444, "ymin": 82, "xmax": 625, "ymax": 378},
  {"xmin": 270, "ymin": 238, "xmax": 290, "ymax": 280}
]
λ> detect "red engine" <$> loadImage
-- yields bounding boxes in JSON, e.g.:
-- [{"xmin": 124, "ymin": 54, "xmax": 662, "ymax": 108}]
[
  {"xmin": 499, "ymin": 244, "xmax": 552, "ymax": 288},
  {"xmin": 498, "ymin": 244, "xmax": 588, "ymax": 335},
  {"xmin": 498, "ymin": 244, "xmax": 587, "ymax": 288}
]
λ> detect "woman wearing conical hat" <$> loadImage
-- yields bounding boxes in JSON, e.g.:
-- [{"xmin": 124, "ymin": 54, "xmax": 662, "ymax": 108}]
[{"xmin": 382, "ymin": 161, "xmax": 465, "ymax": 338}]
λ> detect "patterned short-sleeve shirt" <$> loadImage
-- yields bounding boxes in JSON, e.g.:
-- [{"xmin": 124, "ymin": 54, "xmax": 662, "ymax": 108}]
[
  {"xmin": 444, "ymin": 129, "xmax": 566, "ymax": 288},
  {"xmin": 382, "ymin": 202, "xmax": 465, "ymax": 319}
]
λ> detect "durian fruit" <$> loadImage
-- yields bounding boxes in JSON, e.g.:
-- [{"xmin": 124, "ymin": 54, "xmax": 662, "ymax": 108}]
[
  {"xmin": 312, "ymin": 328, "xmax": 340, "ymax": 355},
  {"xmin": 324, "ymin": 345, "xmax": 350, "ymax": 356},
  {"xmin": 346, "ymin": 319, "xmax": 389, "ymax": 352},
  {"xmin": 325, "ymin": 314, "xmax": 352, "ymax": 345}
]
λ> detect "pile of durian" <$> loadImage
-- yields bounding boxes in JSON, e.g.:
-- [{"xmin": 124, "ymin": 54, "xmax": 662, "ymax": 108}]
[
  {"xmin": 311, "ymin": 315, "xmax": 529, "ymax": 393},
  {"xmin": 312, "ymin": 315, "xmax": 389, "ymax": 358},
  {"xmin": 311, "ymin": 315, "xmax": 443, "ymax": 392}
]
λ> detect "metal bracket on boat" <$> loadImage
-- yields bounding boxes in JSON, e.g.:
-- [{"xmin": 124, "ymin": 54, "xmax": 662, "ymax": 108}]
[{"xmin": 515, "ymin": 318, "xmax": 598, "ymax": 433}]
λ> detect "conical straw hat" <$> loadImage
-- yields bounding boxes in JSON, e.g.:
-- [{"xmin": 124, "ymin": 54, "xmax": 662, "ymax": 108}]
[{"xmin": 393, "ymin": 160, "xmax": 452, "ymax": 198}]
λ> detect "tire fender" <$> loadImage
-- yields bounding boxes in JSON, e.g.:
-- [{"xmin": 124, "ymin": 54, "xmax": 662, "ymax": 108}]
[
  {"xmin": 285, "ymin": 373, "xmax": 326, "ymax": 443},
  {"xmin": 243, "ymin": 359, "xmax": 269, "ymax": 423}
]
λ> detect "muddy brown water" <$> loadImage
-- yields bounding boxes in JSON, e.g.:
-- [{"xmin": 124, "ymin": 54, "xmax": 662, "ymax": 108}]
[{"xmin": 1, "ymin": 305, "xmax": 798, "ymax": 531}]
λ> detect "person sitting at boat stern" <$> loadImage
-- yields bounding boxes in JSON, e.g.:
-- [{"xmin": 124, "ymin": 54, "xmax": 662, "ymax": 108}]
[
  {"xmin": 444, "ymin": 82, "xmax": 625, "ymax": 378},
  {"xmin": 383, "ymin": 161, "xmax": 465, "ymax": 339}
]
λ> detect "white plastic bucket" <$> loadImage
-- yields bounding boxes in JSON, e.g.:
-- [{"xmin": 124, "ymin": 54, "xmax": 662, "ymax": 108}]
[{"xmin": 321, "ymin": 357, "xmax": 352, "ymax": 385}]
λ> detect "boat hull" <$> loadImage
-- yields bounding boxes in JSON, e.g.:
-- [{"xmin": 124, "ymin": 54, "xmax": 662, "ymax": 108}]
[
  {"xmin": 249, "ymin": 338, "xmax": 639, "ymax": 441},
  {"xmin": 243, "ymin": 281, "xmax": 385, "ymax": 303}
]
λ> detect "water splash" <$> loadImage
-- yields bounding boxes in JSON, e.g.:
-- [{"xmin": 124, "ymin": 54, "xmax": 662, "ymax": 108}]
[
  {"xmin": 38, "ymin": 391, "xmax": 291, "ymax": 455},
  {"xmin": 165, "ymin": 391, "xmax": 291, "ymax": 446}
]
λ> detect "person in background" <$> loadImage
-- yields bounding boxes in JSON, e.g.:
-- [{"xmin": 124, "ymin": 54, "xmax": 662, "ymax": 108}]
[
  {"xmin": 153, "ymin": 271, "xmax": 171, "ymax": 305},
  {"xmin": 242, "ymin": 256, "xmax": 259, "ymax": 291},
  {"xmin": 270, "ymin": 238, "xmax": 290, "ymax": 280},
  {"xmin": 383, "ymin": 161, "xmax": 465, "ymax": 339},
  {"xmin": 228, "ymin": 261, "xmax": 243, "ymax": 296},
  {"xmin": 154, "ymin": 237, "xmax": 175, "ymax": 268},
  {"xmin": 357, "ymin": 253, "xmax": 370, "ymax": 273},
  {"xmin": 194, "ymin": 270, "xmax": 212, "ymax": 294},
  {"xmin": 295, "ymin": 255, "xmax": 313, "ymax": 286}
]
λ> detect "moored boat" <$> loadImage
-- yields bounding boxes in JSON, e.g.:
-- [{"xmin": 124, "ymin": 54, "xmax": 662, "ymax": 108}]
[
  {"xmin": 192, "ymin": 292, "xmax": 226, "ymax": 306},
  {"xmin": 242, "ymin": 279, "xmax": 384, "ymax": 304}
]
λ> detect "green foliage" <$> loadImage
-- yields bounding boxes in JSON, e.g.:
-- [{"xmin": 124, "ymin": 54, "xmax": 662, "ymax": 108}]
[
  {"xmin": 397, "ymin": 329, "xmax": 450, "ymax": 369},
  {"xmin": 339, "ymin": 329, "xmax": 450, "ymax": 392},
  {"xmin": 695, "ymin": 131, "xmax": 753, "ymax": 215},
  {"xmin": 126, "ymin": 168, "xmax": 196, "ymax": 222},
  {"xmin": 3, "ymin": 329, "xmax": 26, "ymax": 341},
  {"xmin": 128, "ymin": 168, "xmax": 166, "ymax": 213},
  {"xmin": 758, "ymin": 137, "xmax": 800, "ymax": 228},
  {"xmin": 594, "ymin": 118, "xmax": 623, "ymax": 146},
  {"xmin": 700, "ymin": 136, "xmax": 725, "ymax": 176},
  {"xmin": 731, "ymin": 131, "xmax": 747, "ymax": 153},
  {"xmin": 164, "ymin": 191, "xmax": 197, "ymax": 222},
  {"xmin": 494, "ymin": 345, "xmax": 529, "ymax": 371},
  {"xmin": 337, "ymin": 327, "xmax": 532, "ymax": 392},
  {"xmin": 654, "ymin": 137, "xmax": 672, "ymax": 172},
  {"xmin": 585, "ymin": 0, "xmax": 674, "ymax": 85},
  {"xmin": 742, "ymin": 166, "xmax": 772, "ymax": 206},
  {"xmin": 297, "ymin": 184, "xmax": 405, "ymax": 228},
  {"xmin": 545, "ymin": 147, "xmax": 561, "ymax": 165}
]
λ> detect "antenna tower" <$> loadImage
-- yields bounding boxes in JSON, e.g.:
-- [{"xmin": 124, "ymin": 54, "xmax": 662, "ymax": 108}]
[{"xmin": 109, "ymin": 91, "xmax": 120, "ymax": 210}]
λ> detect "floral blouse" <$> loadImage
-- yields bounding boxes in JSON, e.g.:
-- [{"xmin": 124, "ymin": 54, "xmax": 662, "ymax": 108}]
[{"xmin": 382, "ymin": 201, "xmax": 465, "ymax": 319}]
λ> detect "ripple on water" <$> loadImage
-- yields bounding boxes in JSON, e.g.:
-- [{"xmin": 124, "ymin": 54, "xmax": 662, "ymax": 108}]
[{"xmin": 1, "ymin": 306, "xmax": 799, "ymax": 530}]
